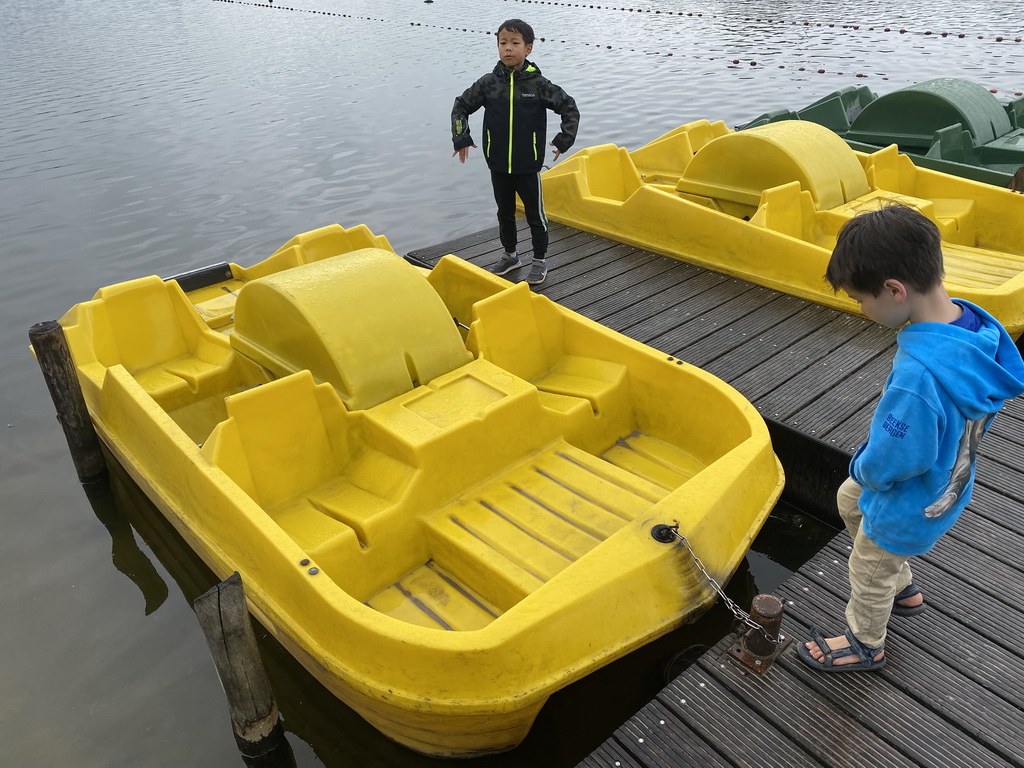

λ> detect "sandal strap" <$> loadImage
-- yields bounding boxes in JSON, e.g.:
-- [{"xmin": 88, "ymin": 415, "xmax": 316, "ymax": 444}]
[
  {"xmin": 807, "ymin": 625, "xmax": 829, "ymax": 650},
  {"xmin": 807, "ymin": 626, "xmax": 860, "ymax": 664},
  {"xmin": 894, "ymin": 583, "xmax": 922, "ymax": 602},
  {"xmin": 844, "ymin": 628, "xmax": 884, "ymax": 666}
]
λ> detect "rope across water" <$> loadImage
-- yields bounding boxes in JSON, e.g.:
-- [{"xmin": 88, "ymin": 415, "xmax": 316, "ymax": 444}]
[{"xmin": 210, "ymin": 1, "xmax": 1023, "ymax": 92}]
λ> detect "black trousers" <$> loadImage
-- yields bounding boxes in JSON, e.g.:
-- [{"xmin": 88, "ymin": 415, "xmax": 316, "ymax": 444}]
[{"xmin": 490, "ymin": 170, "xmax": 548, "ymax": 261}]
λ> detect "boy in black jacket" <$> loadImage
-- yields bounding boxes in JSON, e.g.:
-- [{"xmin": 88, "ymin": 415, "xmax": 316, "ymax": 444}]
[{"xmin": 451, "ymin": 19, "xmax": 580, "ymax": 285}]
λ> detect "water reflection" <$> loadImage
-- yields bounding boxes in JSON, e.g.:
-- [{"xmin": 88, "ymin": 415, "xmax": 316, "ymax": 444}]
[{"xmin": 83, "ymin": 478, "xmax": 169, "ymax": 616}]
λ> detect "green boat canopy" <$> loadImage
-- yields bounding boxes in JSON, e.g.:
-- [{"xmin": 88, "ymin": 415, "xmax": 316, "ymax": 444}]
[
  {"xmin": 845, "ymin": 78, "xmax": 1013, "ymax": 149},
  {"xmin": 739, "ymin": 78, "xmax": 1024, "ymax": 187}
]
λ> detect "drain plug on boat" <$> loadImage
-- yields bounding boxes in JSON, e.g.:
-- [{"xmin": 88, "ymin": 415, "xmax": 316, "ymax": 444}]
[{"xmin": 651, "ymin": 523, "xmax": 679, "ymax": 543}]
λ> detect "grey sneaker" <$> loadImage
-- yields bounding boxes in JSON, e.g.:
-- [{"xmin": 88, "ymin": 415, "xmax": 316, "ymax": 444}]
[
  {"xmin": 491, "ymin": 252, "xmax": 520, "ymax": 276},
  {"xmin": 526, "ymin": 259, "xmax": 548, "ymax": 285}
]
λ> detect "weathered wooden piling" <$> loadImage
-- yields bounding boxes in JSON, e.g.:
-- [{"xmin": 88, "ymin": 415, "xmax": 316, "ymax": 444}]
[
  {"xmin": 1010, "ymin": 164, "xmax": 1024, "ymax": 192},
  {"xmin": 194, "ymin": 572, "xmax": 294, "ymax": 766},
  {"xmin": 29, "ymin": 320, "xmax": 107, "ymax": 483}
]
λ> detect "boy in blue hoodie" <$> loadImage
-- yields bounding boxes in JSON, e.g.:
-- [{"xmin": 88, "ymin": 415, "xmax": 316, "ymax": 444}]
[
  {"xmin": 451, "ymin": 19, "xmax": 579, "ymax": 286},
  {"xmin": 800, "ymin": 204, "xmax": 1024, "ymax": 672}
]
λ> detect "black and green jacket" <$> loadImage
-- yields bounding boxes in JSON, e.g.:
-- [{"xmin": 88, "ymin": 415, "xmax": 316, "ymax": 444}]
[{"xmin": 451, "ymin": 59, "xmax": 580, "ymax": 174}]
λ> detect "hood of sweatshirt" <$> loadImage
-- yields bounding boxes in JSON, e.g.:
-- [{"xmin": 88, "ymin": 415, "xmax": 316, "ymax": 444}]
[{"xmin": 896, "ymin": 299, "xmax": 1024, "ymax": 420}]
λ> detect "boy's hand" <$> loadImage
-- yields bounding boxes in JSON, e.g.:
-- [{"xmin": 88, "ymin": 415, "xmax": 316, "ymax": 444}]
[
  {"xmin": 550, "ymin": 142, "xmax": 562, "ymax": 163},
  {"xmin": 453, "ymin": 144, "xmax": 477, "ymax": 163}
]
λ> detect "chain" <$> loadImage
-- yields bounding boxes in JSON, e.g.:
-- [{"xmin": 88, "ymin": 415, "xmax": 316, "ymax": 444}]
[{"xmin": 663, "ymin": 523, "xmax": 781, "ymax": 646}]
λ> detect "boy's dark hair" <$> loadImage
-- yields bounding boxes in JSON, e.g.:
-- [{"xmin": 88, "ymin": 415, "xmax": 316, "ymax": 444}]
[
  {"xmin": 496, "ymin": 19, "xmax": 535, "ymax": 45},
  {"xmin": 825, "ymin": 204, "xmax": 944, "ymax": 296}
]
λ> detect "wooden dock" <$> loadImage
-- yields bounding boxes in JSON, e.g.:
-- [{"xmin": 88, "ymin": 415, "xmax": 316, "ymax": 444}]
[{"xmin": 409, "ymin": 223, "xmax": 1024, "ymax": 768}]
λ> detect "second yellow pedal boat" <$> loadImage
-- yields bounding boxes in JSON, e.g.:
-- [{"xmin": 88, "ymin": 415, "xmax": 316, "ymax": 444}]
[
  {"xmin": 540, "ymin": 119, "xmax": 1024, "ymax": 337},
  {"xmin": 50, "ymin": 224, "xmax": 784, "ymax": 757}
]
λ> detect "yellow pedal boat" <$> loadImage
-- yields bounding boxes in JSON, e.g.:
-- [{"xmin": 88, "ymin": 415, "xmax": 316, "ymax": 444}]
[
  {"xmin": 52, "ymin": 224, "xmax": 783, "ymax": 757},
  {"xmin": 540, "ymin": 119, "xmax": 1024, "ymax": 337}
]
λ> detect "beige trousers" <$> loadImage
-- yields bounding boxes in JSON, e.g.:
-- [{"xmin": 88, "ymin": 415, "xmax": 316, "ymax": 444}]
[{"xmin": 837, "ymin": 476, "xmax": 914, "ymax": 648}]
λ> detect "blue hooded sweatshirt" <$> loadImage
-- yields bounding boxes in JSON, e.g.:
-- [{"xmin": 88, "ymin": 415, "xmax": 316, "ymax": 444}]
[{"xmin": 850, "ymin": 300, "xmax": 1024, "ymax": 556}]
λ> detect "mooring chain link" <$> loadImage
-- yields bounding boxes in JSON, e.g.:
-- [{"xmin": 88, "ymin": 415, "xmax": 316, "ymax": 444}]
[{"xmin": 664, "ymin": 524, "xmax": 781, "ymax": 646}]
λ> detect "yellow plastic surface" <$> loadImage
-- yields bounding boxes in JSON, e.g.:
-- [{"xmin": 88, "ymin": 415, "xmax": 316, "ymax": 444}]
[
  {"xmin": 186, "ymin": 222, "xmax": 395, "ymax": 332},
  {"xmin": 230, "ymin": 248, "xmax": 472, "ymax": 410},
  {"xmin": 679, "ymin": 121, "xmax": 870, "ymax": 210},
  {"xmin": 54, "ymin": 226, "xmax": 784, "ymax": 757},
  {"xmin": 539, "ymin": 119, "xmax": 1024, "ymax": 337}
]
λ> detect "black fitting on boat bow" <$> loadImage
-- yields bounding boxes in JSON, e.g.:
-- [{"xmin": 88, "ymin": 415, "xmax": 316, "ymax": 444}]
[{"xmin": 651, "ymin": 523, "xmax": 680, "ymax": 543}]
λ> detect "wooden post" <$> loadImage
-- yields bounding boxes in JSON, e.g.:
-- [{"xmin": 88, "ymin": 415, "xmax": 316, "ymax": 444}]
[
  {"xmin": 194, "ymin": 572, "xmax": 294, "ymax": 766},
  {"xmin": 1010, "ymin": 165, "xmax": 1024, "ymax": 193},
  {"xmin": 29, "ymin": 320, "xmax": 107, "ymax": 483}
]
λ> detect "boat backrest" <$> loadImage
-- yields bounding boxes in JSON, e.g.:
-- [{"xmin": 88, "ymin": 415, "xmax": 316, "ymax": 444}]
[
  {"xmin": 579, "ymin": 146, "xmax": 645, "ymax": 202},
  {"xmin": 467, "ymin": 283, "xmax": 563, "ymax": 382},
  {"xmin": 861, "ymin": 143, "xmax": 917, "ymax": 192},
  {"xmin": 629, "ymin": 120, "xmax": 731, "ymax": 181},
  {"xmin": 201, "ymin": 370, "xmax": 351, "ymax": 508},
  {"xmin": 425, "ymin": 255, "xmax": 509, "ymax": 335},
  {"xmin": 236, "ymin": 223, "xmax": 395, "ymax": 281},
  {"xmin": 748, "ymin": 181, "xmax": 817, "ymax": 241},
  {"xmin": 677, "ymin": 121, "xmax": 871, "ymax": 211},
  {"xmin": 84, "ymin": 277, "xmax": 208, "ymax": 372},
  {"xmin": 231, "ymin": 248, "xmax": 473, "ymax": 411}
]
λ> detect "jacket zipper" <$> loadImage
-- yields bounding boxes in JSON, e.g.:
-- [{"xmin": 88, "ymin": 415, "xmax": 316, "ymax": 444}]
[{"xmin": 507, "ymin": 70, "xmax": 515, "ymax": 173}]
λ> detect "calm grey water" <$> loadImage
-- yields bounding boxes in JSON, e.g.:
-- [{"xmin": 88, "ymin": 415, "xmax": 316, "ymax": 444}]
[{"xmin": 2, "ymin": 1, "xmax": 1021, "ymax": 765}]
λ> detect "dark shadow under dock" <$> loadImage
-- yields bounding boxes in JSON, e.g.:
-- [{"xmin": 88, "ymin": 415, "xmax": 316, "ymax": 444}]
[{"xmin": 409, "ymin": 223, "xmax": 1024, "ymax": 768}]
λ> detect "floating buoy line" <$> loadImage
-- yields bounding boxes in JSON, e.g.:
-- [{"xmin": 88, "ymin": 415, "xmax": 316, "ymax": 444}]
[
  {"xmin": 497, "ymin": 0, "xmax": 1024, "ymax": 44},
  {"xmin": 209, "ymin": 0, "xmax": 892, "ymax": 79},
  {"xmin": 210, "ymin": 0, "xmax": 1023, "ymax": 92}
]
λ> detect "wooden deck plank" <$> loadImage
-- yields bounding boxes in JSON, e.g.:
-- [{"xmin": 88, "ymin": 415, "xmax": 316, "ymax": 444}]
[
  {"xmin": 985, "ymin": 407, "xmax": 1024, "ymax": 448},
  {"xmin": 785, "ymin": 351, "xmax": 890, "ymax": 439},
  {"xmin": 638, "ymin": 278, "xmax": 770, "ymax": 355},
  {"xmin": 563, "ymin": 257, "xmax": 704, "ymax": 321},
  {"xmin": 543, "ymin": 246, "xmax": 661, "ymax": 304},
  {"xmin": 947, "ymin": 502, "xmax": 1024, "ymax": 569},
  {"xmin": 586, "ymin": 261, "xmax": 711, "ymax": 331},
  {"xmin": 966, "ymin": 483, "xmax": 1024, "ymax": 536},
  {"xmin": 976, "ymin": 430, "xmax": 1024, "ymax": 477},
  {"xmin": 656, "ymin": 666, "xmax": 826, "ymax": 768},
  {"xmin": 693, "ymin": 653, "xmax": 918, "ymax": 767},
  {"xmin": 781, "ymin": 570, "xmax": 1024, "ymax": 765},
  {"xmin": 772, "ymin": 649, "xmax": 1013, "ymax": 768},
  {"xmin": 924, "ymin": 527, "xmax": 1024, "ymax": 609},
  {"xmin": 692, "ymin": 302, "xmax": 839, "ymax": 387},
  {"xmin": 578, "ymin": 735, "xmax": 646, "ymax": 768},
  {"xmin": 671, "ymin": 291, "xmax": 806, "ymax": 369},
  {"xmin": 616, "ymin": 702, "xmax": 735, "ymax": 768},
  {"xmin": 726, "ymin": 313, "xmax": 873, "ymax": 406},
  {"xmin": 607, "ymin": 270, "xmax": 735, "ymax": 349},
  {"xmin": 817, "ymin": 397, "xmax": 877, "ymax": 452},
  {"xmin": 812, "ymin": 540, "xmax": 1024, "ymax": 696},
  {"xmin": 758, "ymin": 324, "xmax": 892, "ymax": 428},
  {"xmin": 882, "ymin": 546, "xmax": 1024, "ymax": 650},
  {"xmin": 975, "ymin": 447, "xmax": 1024, "ymax": 496}
]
